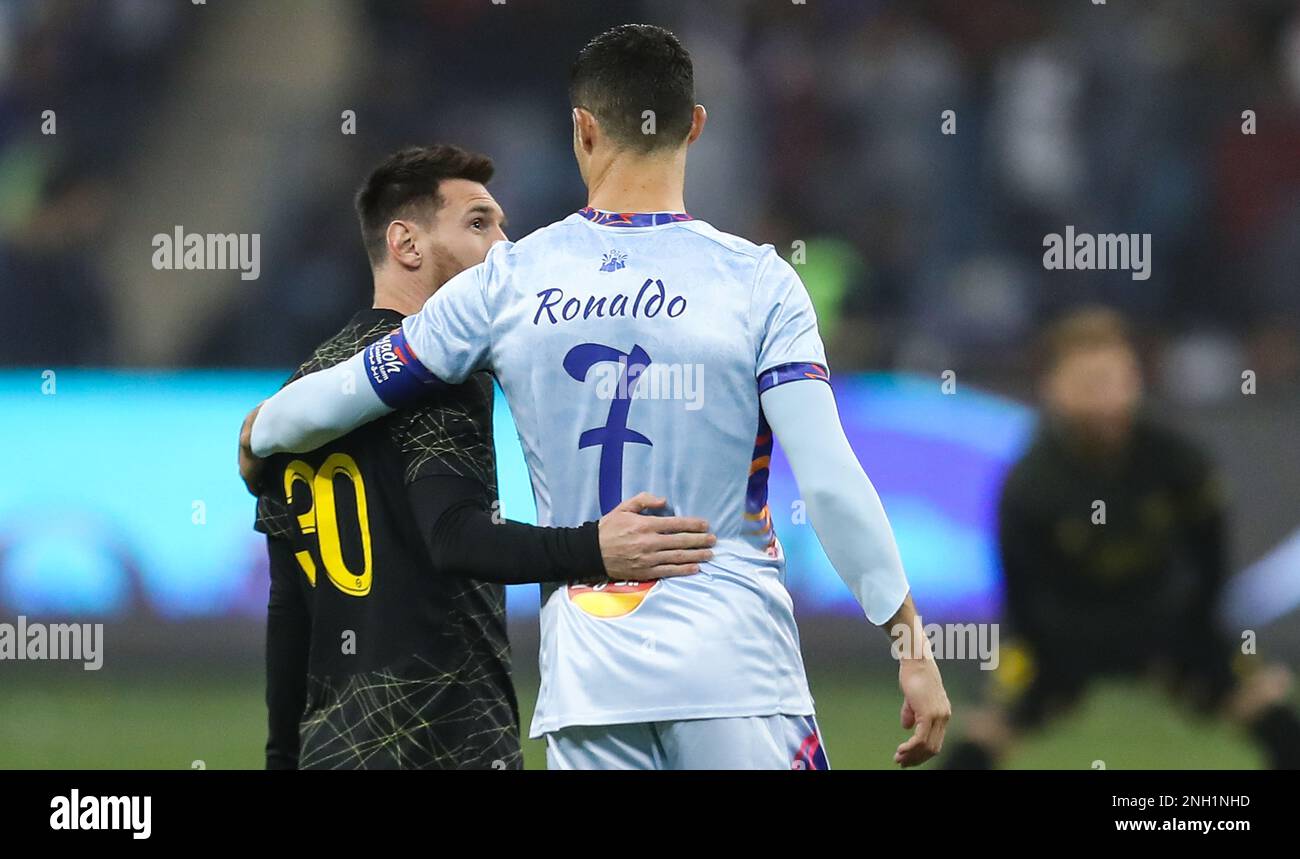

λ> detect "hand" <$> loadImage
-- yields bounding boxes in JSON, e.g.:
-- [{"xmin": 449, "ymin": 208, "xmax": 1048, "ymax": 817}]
[
  {"xmin": 894, "ymin": 654, "xmax": 951, "ymax": 767},
  {"xmin": 597, "ymin": 492, "xmax": 715, "ymax": 581},
  {"xmin": 238, "ymin": 404, "xmax": 265, "ymax": 495}
]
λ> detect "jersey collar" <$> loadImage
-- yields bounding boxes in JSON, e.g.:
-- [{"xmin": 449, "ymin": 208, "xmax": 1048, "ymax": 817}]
[{"xmin": 577, "ymin": 207, "xmax": 694, "ymax": 227}]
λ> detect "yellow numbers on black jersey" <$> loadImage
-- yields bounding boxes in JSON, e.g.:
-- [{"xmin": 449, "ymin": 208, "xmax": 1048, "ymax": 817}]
[{"xmin": 282, "ymin": 453, "xmax": 373, "ymax": 596}]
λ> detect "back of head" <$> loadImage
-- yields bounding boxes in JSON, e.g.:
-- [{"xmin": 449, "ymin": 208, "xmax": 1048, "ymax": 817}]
[{"xmin": 569, "ymin": 24, "xmax": 695, "ymax": 153}]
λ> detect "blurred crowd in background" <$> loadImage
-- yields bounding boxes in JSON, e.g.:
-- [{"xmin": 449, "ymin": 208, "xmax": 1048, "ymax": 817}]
[{"xmin": 1, "ymin": 0, "xmax": 1297, "ymax": 400}]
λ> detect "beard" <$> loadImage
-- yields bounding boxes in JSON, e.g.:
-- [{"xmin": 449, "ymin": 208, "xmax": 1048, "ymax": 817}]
[{"xmin": 426, "ymin": 242, "xmax": 468, "ymax": 294}]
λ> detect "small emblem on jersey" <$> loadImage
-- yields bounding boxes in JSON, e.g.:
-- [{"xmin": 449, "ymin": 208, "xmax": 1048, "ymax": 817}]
[
  {"xmin": 599, "ymin": 250, "xmax": 627, "ymax": 272},
  {"xmin": 567, "ymin": 580, "xmax": 659, "ymax": 618}
]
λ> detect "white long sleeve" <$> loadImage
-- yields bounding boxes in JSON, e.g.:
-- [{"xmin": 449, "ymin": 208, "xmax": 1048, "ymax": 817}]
[
  {"xmin": 249, "ymin": 268, "xmax": 485, "ymax": 458},
  {"xmin": 760, "ymin": 378, "xmax": 910, "ymax": 624},
  {"xmin": 249, "ymin": 350, "xmax": 394, "ymax": 456}
]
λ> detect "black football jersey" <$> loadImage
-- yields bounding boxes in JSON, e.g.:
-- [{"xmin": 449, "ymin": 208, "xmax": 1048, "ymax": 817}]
[{"xmin": 256, "ymin": 308, "xmax": 519, "ymax": 769}]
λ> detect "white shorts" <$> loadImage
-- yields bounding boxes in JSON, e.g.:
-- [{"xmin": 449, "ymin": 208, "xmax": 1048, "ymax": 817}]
[{"xmin": 544, "ymin": 714, "xmax": 829, "ymax": 770}]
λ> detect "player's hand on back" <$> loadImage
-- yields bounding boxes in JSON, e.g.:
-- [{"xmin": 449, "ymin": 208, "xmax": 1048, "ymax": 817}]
[
  {"xmin": 895, "ymin": 649, "xmax": 952, "ymax": 767},
  {"xmin": 238, "ymin": 403, "xmax": 265, "ymax": 495},
  {"xmin": 598, "ymin": 492, "xmax": 715, "ymax": 581}
]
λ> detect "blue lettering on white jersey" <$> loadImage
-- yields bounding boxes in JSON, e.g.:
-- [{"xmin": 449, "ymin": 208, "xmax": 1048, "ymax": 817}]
[{"xmin": 401, "ymin": 209, "xmax": 830, "ymax": 734}]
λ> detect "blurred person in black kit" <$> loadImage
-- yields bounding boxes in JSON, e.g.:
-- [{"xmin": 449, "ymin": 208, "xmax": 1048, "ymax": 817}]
[
  {"xmin": 243, "ymin": 145, "xmax": 714, "ymax": 769},
  {"xmin": 944, "ymin": 307, "xmax": 1299, "ymax": 769}
]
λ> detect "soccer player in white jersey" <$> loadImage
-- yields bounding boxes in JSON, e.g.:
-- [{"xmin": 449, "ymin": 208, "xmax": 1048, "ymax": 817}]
[{"xmin": 240, "ymin": 24, "xmax": 950, "ymax": 770}]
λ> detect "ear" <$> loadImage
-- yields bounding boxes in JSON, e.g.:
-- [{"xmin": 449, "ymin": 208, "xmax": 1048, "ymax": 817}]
[
  {"xmin": 385, "ymin": 220, "xmax": 422, "ymax": 271},
  {"xmin": 686, "ymin": 104, "xmax": 707, "ymax": 145},
  {"xmin": 573, "ymin": 107, "xmax": 599, "ymax": 154}
]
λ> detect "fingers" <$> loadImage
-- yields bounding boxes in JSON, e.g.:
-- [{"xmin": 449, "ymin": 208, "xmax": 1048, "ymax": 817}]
[
  {"xmin": 895, "ymin": 729, "xmax": 924, "ymax": 757},
  {"xmin": 647, "ymin": 549, "xmax": 714, "ymax": 566},
  {"xmin": 646, "ymin": 563, "xmax": 701, "ymax": 579},
  {"xmin": 238, "ymin": 404, "xmax": 264, "ymax": 495},
  {"xmin": 239, "ymin": 451, "xmax": 264, "ymax": 496},
  {"xmin": 648, "ymin": 515, "xmax": 710, "ymax": 534},
  {"xmin": 644, "ymin": 531, "xmax": 716, "ymax": 550},
  {"xmin": 619, "ymin": 550, "xmax": 714, "ymax": 581},
  {"xmin": 614, "ymin": 492, "xmax": 666, "ymax": 514},
  {"xmin": 609, "ymin": 497, "xmax": 710, "ymax": 534},
  {"xmin": 893, "ymin": 707, "xmax": 950, "ymax": 767},
  {"xmin": 894, "ymin": 658, "xmax": 951, "ymax": 766},
  {"xmin": 894, "ymin": 740, "xmax": 922, "ymax": 767},
  {"xmin": 894, "ymin": 718, "xmax": 937, "ymax": 767},
  {"xmin": 931, "ymin": 717, "xmax": 949, "ymax": 758}
]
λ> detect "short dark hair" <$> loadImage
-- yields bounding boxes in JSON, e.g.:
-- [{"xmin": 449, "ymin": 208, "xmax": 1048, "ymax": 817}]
[
  {"xmin": 570, "ymin": 24, "xmax": 695, "ymax": 153},
  {"xmin": 354, "ymin": 144, "xmax": 494, "ymax": 267}
]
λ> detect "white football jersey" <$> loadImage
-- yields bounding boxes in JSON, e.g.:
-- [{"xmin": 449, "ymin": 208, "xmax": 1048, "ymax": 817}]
[{"xmin": 400, "ymin": 208, "xmax": 830, "ymax": 735}]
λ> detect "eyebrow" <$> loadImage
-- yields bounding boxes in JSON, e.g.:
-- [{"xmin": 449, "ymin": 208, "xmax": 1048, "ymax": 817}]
[{"xmin": 467, "ymin": 203, "xmax": 506, "ymax": 227}]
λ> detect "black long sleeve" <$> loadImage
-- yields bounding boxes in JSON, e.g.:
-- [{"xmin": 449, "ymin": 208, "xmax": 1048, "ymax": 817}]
[
  {"xmin": 265, "ymin": 536, "xmax": 310, "ymax": 770},
  {"xmin": 1183, "ymin": 508, "xmax": 1229, "ymax": 624},
  {"xmin": 408, "ymin": 474, "xmax": 606, "ymax": 585},
  {"xmin": 1175, "ymin": 456, "xmax": 1231, "ymax": 626},
  {"xmin": 997, "ymin": 479, "xmax": 1052, "ymax": 644}
]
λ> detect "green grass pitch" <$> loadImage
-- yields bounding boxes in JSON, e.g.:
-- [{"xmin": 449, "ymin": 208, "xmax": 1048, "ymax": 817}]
[{"xmin": 0, "ymin": 670, "xmax": 1262, "ymax": 769}]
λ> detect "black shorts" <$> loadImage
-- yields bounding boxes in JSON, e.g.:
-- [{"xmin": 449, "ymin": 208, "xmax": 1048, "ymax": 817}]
[{"xmin": 995, "ymin": 625, "xmax": 1241, "ymax": 730}]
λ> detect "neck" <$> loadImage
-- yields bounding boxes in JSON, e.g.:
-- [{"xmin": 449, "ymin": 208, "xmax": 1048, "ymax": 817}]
[
  {"xmin": 1051, "ymin": 417, "xmax": 1132, "ymax": 463},
  {"xmin": 586, "ymin": 148, "xmax": 688, "ymax": 213},
  {"xmin": 371, "ymin": 269, "xmax": 434, "ymax": 317}
]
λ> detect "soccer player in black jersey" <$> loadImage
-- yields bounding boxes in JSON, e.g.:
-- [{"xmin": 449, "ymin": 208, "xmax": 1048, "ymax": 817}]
[
  {"xmin": 246, "ymin": 146, "xmax": 715, "ymax": 769},
  {"xmin": 943, "ymin": 308, "xmax": 1300, "ymax": 769}
]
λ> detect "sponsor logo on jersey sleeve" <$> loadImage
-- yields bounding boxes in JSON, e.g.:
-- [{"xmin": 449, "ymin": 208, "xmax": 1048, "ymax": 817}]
[{"xmin": 363, "ymin": 328, "xmax": 442, "ymax": 408}]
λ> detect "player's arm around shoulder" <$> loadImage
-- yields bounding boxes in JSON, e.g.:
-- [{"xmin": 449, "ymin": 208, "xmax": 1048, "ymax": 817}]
[
  {"xmin": 400, "ymin": 246, "xmax": 505, "ymax": 383},
  {"xmin": 237, "ymin": 348, "xmax": 393, "ymax": 493},
  {"xmin": 237, "ymin": 252, "xmax": 510, "ymax": 493}
]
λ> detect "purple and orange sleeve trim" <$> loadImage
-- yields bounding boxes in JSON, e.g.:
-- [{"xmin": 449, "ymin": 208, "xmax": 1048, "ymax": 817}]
[{"xmin": 757, "ymin": 361, "xmax": 830, "ymax": 395}]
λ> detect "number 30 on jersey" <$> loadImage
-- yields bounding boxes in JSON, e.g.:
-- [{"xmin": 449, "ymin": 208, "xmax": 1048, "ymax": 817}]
[{"xmin": 282, "ymin": 453, "xmax": 373, "ymax": 596}]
